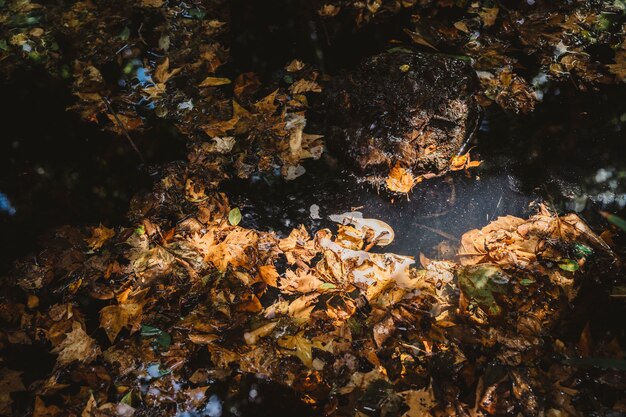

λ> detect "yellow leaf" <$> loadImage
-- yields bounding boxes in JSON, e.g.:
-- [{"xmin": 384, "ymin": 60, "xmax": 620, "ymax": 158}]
[
  {"xmin": 154, "ymin": 57, "xmax": 181, "ymax": 84},
  {"xmin": 479, "ymin": 7, "xmax": 499, "ymax": 27},
  {"xmin": 142, "ymin": 0, "xmax": 163, "ymax": 6},
  {"xmin": 289, "ymin": 79, "xmax": 322, "ymax": 94},
  {"xmin": 99, "ymin": 301, "xmax": 144, "ymax": 343},
  {"xmin": 199, "ymin": 77, "xmax": 231, "ymax": 87},
  {"xmin": 86, "ymin": 224, "xmax": 115, "ymax": 250},
  {"xmin": 254, "ymin": 89, "xmax": 279, "ymax": 114},
  {"xmin": 258, "ymin": 264, "xmax": 279, "ymax": 287},
  {"xmin": 386, "ymin": 163, "xmax": 418, "ymax": 193},
  {"xmin": 285, "ymin": 59, "xmax": 305, "ymax": 72}
]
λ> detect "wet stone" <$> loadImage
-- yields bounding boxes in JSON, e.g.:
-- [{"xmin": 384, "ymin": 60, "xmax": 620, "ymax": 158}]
[{"xmin": 324, "ymin": 50, "xmax": 480, "ymax": 184}]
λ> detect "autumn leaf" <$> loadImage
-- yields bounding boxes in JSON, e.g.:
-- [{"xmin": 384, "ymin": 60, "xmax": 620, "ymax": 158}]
[
  {"xmin": 318, "ymin": 4, "xmax": 340, "ymax": 17},
  {"xmin": 52, "ymin": 321, "xmax": 100, "ymax": 367},
  {"xmin": 277, "ymin": 331, "xmax": 329, "ymax": 368},
  {"xmin": 450, "ymin": 150, "xmax": 482, "ymax": 171},
  {"xmin": 99, "ymin": 293, "xmax": 146, "ymax": 343},
  {"xmin": 386, "ymin": 163, "xmax": 419, "ymax": 193},
  {"xmin": 153, "ymin": 57, "xmax": 181, "ymax": 84},
  {"xmin": 258, "ymin": 264, "xmax": 279, "ymax": 287},
  {"xmin": 33, "ymin": 396, "xmax": 62, "ymax": 417},
  {"xmin": 198, "ymin": 76, "xmax": 231, "ymax": 87},
  {"xmin": 142, "ymin": 0, "xmax": 163, "ymax": 7},
  {"xmin": 399, "ymin": 386, "xmax": 436, "ymax": 417},
  {"xmin": 86, "ymin": 224, "xmax": 115, "ymax": 250},
  {"xmin": 289, "ymin": 79, "xmax": 322, "ymax": 94},
  {"xmin": 479, "ymin": 7, "xmax": 499, "ymax": 27},
  {"xmin": 201, "ymin": 117, "xmax": 239, "ymax": 137},
  {"xmin": 234, "ymin": 72, "xmax": 261, "ymax": 97},
  {"xmin": 254, "ymin": 89, "xmax": 279, "ymax": 114},
  {"xmin": 404, "ymin": 28, "xmax": 437, "ymax": 50},
  {"xmin": 285, "ymin": 59, "xmax": 305, "ymax": 72}
]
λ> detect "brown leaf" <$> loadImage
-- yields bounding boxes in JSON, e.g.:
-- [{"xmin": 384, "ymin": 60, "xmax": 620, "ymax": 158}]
[
  {"xmin": 289, "ymin": 79, "xmax": 322, "ymax": 94},
  {"xmin": 0, "ymin": 368, "xmax": 25, "ymax": 416},
  {"xmin": 258, "ymin": 264, "xmax": 279, "ymax": 287},
  {"xmin": 52, "ymin": 321, "xmax": 99, "ymax": 367},
  {"xmin": 154, "ymin": 57, "xmax": 181, "ymax": 84},
  {"xmin": 198, "ymin": 76, "xmax": 231, "ymax": 87},
  {"xmin": 99, "ymin": 298, "xmax": 145, "ymax": 343},
  {"xmin": 285, "ymin": 60, "xmax": 305, "ymax": 72},
  {"xmin": 86, "ymin": 224, "xmax": 115, "ymax": 250}
]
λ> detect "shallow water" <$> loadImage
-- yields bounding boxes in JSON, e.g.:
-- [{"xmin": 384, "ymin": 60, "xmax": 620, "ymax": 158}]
[{"xmin": 226, "ymin": 85, "xmax": 626, "ymax": 259}]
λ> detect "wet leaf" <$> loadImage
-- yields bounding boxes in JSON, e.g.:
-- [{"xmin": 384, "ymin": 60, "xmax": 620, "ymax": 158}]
[
  {"xmin": 458, "ymin": 264, "xmax": 510, "ymax": 316},
  {"xmin": 386, "ymin": 163, "xmax": 418, "ymax": 193},
  {"xmin": 140, "ymin": 325, "xmax": 171, "ymax": 349},
  {"xmin": 558, "ymin": 258, "xmax": 580, "ymax": 272},
  {"xmin": 199, "ymin": 76, "xmax": 231, "ymax": 87},
  {"xmin": 99, "ymin": 299, "xmax": 144, "ymax": 343},
  {"xmin": 52, "ymin": 321, "xmax": 100, "ymax": 367}
]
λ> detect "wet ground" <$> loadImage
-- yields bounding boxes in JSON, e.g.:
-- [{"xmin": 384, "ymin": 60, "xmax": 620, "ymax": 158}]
[{"xmin": 1, "ymin": 2, "xmax": 626, "ymax": 415}]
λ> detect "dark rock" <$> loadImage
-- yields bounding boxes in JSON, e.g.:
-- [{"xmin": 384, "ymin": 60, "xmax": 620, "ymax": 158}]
[{"xmin": 324, "ymin": 50, "xmax": 480, "ymax": 185}]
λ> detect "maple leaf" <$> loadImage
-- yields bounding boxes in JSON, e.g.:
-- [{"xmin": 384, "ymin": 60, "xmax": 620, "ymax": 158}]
[
  {"xmin": 153, "ymin": 57, "xmax": 181, "ymax": 84},
  {"xmin": 279, "ymin": 269, "xmax": 325, "ymax": 294},
  {"xmin": 52, "ymin": 321, "xmax": 100, "ymax": 367},
  {"xmin": 99, "ymin": 293, "xmax": 147, "ymax": 343},
  {"xmin": 277, "ymin": 331, "xmax": 330, "ymax": 368},
  {"xmin": 285, "ymin": 59, "xmax": 305, "ymax": 72},
  {"xmin": 399, "ymin": 386, "xmax": 436, "ymax": 417}
]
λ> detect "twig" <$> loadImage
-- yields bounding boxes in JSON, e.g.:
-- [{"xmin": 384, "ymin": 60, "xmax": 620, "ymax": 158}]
[{"xmin": 102, "ymin": 96, "xmax": 145, "ymax": 164}]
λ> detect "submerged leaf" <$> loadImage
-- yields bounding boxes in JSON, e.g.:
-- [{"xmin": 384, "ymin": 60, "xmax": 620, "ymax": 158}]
[{"xmin": 558, "ymin": 258, "xmax": 580, "ymax": 272}]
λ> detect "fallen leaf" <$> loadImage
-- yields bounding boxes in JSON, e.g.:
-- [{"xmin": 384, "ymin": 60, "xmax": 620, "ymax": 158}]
[
  {"xmin": 199, "ymin": 77, "xmax": 231, "ymax": 87},
  {"xmin": 386, "ymin": 163, "xmax": 418, "ymax": 193},
  {"xmin": 86, "ymin": 224, "xmax": 115, "ymax": 250},
  {"xmin": 52, "ymin": 321, "xmax": 100, "ymax": 367}
]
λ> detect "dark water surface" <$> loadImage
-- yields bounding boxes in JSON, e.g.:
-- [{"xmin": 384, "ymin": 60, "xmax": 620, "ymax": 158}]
[{"xmin": 1, "ymin": 2, "xmax": 626, "ymax": 416}]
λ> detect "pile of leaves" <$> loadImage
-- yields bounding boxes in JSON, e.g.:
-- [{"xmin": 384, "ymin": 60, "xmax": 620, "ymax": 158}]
[
  {"xmin": 1, "ymin": 1, "xmax": 626, "ymax": 416},
  {"xmin": 1, "ymin": 174, "xmax": 625, "ymax": 415},
  {"xmin": 2, "ymin": 0, "xmax": 625, "ymax": 192},
  {"xmin": 318, "ymin": 0, "xmax": 626, "ymax": 113}
]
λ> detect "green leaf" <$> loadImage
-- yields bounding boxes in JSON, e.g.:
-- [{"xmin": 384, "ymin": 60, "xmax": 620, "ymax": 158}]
[
  {"xmin": 228, "ymin": 207, "xmax": 242, "ymax": 226},
  {"xmin": 558, "ymin": 258, "xmax": 579, "ymax": 272},
  {"xmin": 135, "ymin": 225, "xmax": 145, "ymax": 235},
  {"xmin": 140, "ymin": 325, "xmax": 171, "ymax": 349},
  {"xmin": 573, "ymin": 243, "xmax": 593, "ymax": 259},
  {"xmin": 601, "ymin": 211, "xmax": 626, "ymax": 232},
  {"xmin": 458, "ymin": 264, "xmax": 510, "ymax": 316},
  {"xmin": 120, "ymin": 390, "xmax": 132, "ymax": 405},
  {"xmin": 319, "ymin": 283, "xmax": 337, "ymax": 290}
]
